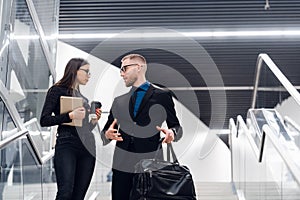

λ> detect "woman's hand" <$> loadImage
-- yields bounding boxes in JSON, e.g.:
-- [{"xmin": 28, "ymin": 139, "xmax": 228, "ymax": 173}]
[
  {"xmin": 90, "ymin": 108, "xmax": 102, "ymax": 124},
  {"xmin": 95, "ymin": 108, "xmax": 102, "ymax": 120},
  {"xmin": 69, "ymin": 107, "xmax": 86, "ymax": 120}
]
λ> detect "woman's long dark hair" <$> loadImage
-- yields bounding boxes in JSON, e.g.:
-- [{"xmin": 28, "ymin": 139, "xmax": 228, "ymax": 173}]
[{"xmin": 55, "ymin": 58, "xmax": 89, "ymax": 93}]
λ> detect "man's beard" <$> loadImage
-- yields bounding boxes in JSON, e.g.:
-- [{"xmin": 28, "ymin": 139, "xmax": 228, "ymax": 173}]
[{"xmin": 125, "ymin": 77, "xmax": 137, "ymax": 87}]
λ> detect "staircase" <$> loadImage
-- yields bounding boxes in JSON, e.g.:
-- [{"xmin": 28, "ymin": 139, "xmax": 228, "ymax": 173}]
[
  {"xmin": 235, "ymin": 182, "xmax": 300, "ymax": 200},
  {"xmin": 94, "ymin": 181, "xmax": 238, "ymax": 200}
]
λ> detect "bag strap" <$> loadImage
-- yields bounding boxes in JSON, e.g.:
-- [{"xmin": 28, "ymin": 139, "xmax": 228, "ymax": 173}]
[
  {"xmin": 155, "ymin": 138, "xmax": 179, "ymax": 164},
  {"xmin": 167, "ymin": 143, "xmax": 178, "ymax": 163}
]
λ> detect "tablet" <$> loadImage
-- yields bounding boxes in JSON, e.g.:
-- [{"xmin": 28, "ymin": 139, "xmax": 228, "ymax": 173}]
[{"xmin": 60, "ymin": 96, "xmax": 83, "ymax": 127}]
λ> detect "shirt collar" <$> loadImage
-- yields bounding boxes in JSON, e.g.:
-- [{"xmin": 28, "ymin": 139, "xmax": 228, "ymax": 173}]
[
  {"xmin": 131, "ymin": 81, "xmax": 150, "ymax": 94},
  {"xmin": 139, "ymin": 81, "xmax": 150, "ymax": 91}
]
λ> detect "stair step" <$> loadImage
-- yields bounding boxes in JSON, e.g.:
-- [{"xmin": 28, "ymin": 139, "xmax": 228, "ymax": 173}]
[
  {"xmin": 195, "ymin": 182, "xmax": 238, "ymax": 200},
  {"xmin": 94, "ymin": 182, "xmax": 238, "ymax": 200}
]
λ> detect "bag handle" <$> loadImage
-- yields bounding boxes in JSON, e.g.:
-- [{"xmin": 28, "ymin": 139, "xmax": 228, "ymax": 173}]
[
  {"xmin": 155, "ymin": 138, "xmax": 179, "ymax": 163},
  {"xmin": 167, "ymin": 143, "xmax": 178, "ymax": 163}
]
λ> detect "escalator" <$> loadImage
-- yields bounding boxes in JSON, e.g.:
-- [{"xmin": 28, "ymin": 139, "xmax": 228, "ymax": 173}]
[
  {"xmin": 230, "ymin": 108, "xmax": 300, "ymax": 200},
  {"xmin": 229, "ymin": 54, "xmax": 300, "ymax": 200}
]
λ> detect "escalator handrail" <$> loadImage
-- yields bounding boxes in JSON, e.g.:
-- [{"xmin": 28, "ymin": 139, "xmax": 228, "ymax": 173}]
[
  {"xmin": 2, "ymin": 118, "xmax": 44, "ymax": 140},
  {"xmin": 251, "ymin": 53, "xmax": 300, "ymax": 109},
  {"xmin": 24, "ymin": 117, "xmax": 45, "ymax": 141},
  {"xmin": 261, "ymin": 124, "xmax": 300, "ymax": 186},
  {"xmin": 284, "ymin": 116, "xmax": 300, "ymax": 134},
  {"xmin": 0, "ymin": 80, "xmax": 25, "ymax": 131},
  {"xmin": 0, "ymin": 129, "xmax": 28, "ymax": 149}
]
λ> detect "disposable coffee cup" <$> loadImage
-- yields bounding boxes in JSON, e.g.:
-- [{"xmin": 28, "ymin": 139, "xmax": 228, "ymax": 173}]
[{"xmin": 90, "ymin": 101, "xmax": 102, "ymax": 119}]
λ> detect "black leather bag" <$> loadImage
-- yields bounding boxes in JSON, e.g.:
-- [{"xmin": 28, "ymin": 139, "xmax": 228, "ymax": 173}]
[{"xmin": 130, "ymin": 143, "xmax": 197, "ymax": 200}]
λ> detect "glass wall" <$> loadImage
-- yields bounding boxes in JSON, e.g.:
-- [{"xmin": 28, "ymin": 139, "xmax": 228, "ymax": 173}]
[
  {"xmin": 0, "ymin": 0, "xmax": 59, "ymax": 199},
  {"xmin": 1, "ymin": 0, "xmax": 58, "ymax": 125}
]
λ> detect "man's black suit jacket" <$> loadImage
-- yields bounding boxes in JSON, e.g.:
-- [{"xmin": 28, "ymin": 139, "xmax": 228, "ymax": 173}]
[{"xmin": 101, "ymin": 84, "xmax": 182, "ymax": 173}]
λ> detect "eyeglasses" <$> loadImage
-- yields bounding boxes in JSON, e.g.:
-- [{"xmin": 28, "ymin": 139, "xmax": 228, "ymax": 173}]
[
  {"xmin": 79, "ymin": 68, "xmax": 91, "ymax": 75},
  {"xmin": 120, "ymin": 63, "xmax": 140, "ymax": 73}
]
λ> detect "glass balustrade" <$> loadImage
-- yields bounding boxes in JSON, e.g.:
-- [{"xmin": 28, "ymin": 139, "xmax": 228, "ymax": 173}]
[
  {"xmin": 263, "ymin": 136, "xmax": 300, "ymax": 200},
  {"xmin": 0, "ymin": 140, "xmax": 24, "ymax": 200},
  {"xmin": 232, "ymin": 115, "xmax": 300, "ymax": 200},
  {"xmin": 230, "ymin": 53, "xmax": 300, "ymax": 200}
]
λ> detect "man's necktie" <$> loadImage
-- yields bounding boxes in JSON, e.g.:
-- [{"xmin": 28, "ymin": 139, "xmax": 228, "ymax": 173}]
[
  {"xmin": 132, "ymin": 88, "xmax": 142, "ymax": 117},
  {"xmin": 130, "ymin": 89, "xmax": 137, "ymax": 115}
]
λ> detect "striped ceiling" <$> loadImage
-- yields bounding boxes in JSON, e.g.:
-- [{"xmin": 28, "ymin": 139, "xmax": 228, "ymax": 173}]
[
  {"xmin": 59, "ymin": 0, "xmax": 300, "ymax": 32},
  {"xmin": 58, "ymin": 0, "xmax": 300, "ymax": 128}
]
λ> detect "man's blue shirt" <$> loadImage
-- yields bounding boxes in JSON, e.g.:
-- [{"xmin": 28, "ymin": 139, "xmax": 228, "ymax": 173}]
[{"xmin": 133, "ymin": 81, "xmax": 150, "ymax": 117}]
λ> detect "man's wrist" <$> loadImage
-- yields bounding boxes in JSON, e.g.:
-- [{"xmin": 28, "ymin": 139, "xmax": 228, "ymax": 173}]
[
  {"xmin": 104, "ymin": 131, "xmax": 109, "ymax": 139},
  {"xmin": 171, "ymin": 128, "xmax": 177, "ymax": 136}
]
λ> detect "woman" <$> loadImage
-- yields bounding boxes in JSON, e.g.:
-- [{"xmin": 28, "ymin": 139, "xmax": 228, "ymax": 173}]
[{"xmin": 40, "ymin": 58, "xmax": 101, "ymax": 200}]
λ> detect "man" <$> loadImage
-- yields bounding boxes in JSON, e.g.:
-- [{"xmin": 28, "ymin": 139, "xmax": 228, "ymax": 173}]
[{"xmin": 101, "ymin": 53, "xmax": 182, "ymax": 200}]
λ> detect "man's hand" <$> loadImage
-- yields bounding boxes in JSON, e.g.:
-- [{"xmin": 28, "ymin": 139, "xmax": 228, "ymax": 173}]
[
  {"xmin": 105, "ymin": 119, "xmax": 123, "ymax": 141},
  {"xmin": 156, "ymin": 126, "xmax": 175, "ymax": 143}
]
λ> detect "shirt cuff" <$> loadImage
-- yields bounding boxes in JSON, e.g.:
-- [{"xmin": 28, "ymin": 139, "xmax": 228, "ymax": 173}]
[{"xmin": 171, "ymin": 128, "xmax": 177, "ymax": 136}]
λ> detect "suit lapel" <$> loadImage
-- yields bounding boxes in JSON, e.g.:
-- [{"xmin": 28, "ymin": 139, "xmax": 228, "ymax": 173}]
[{"xmin": 134, "ymin": 85, "xmax": 154, "ymax": 119}]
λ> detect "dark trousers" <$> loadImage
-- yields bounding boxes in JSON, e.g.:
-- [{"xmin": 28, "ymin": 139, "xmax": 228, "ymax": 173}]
[
  {"xmin": 112, "ymin": 169, "xmax": 135, "ymax": 200},
  {"xmin": 54, "ymin": 133, "xmax": 95, "ymax": 200}
]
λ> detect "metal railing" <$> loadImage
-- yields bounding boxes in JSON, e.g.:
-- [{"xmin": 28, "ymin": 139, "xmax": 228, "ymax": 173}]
[
  {"xmin": 0, "ymin": 129, "xmax": 28, "ymax": 149},
  {"xmin": 0, "ymin": 80, "xmax": 54, "ymax": 165},
  {"xmin": 251, "ymin": 53, "xmax": 300, "ymax": 109}
]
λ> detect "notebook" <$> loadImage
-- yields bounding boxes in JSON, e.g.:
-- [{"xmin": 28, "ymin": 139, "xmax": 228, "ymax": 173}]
[{"xmin": 60, "ymin": 96, "xmax": 83, "ymax": 127}]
